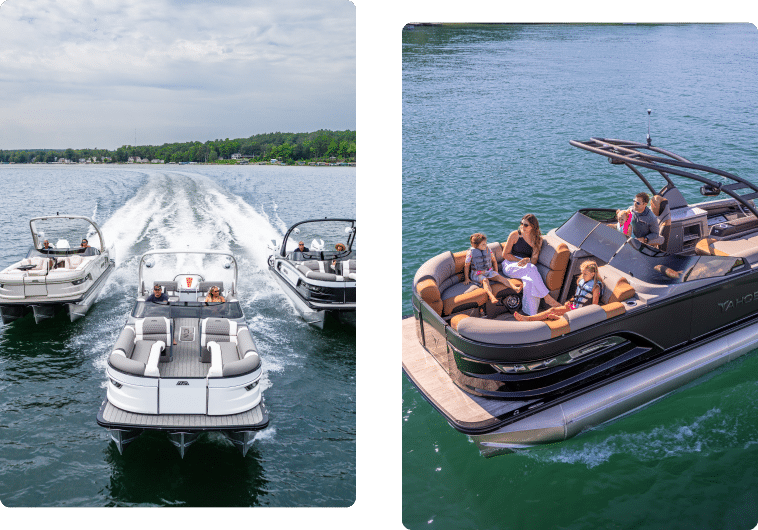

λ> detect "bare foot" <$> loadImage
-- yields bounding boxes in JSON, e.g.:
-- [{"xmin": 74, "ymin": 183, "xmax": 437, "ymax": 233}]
[
  {"xmin": 489, "ymin": 297, "xmax": 498, "ymax": 304},
  {"xmin": 513, "ymin": 312, "xmax": 525, "ymax": 321}
]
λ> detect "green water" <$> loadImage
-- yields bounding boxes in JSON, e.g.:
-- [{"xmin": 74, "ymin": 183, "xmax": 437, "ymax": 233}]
[{"xmin": 403, "ymin": 24, "xmax": 758, "ymax": 530}]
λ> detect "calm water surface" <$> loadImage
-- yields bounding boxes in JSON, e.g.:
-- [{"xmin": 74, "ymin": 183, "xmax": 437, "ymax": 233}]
[
  {"xmin": 403, "ymin": 24, "xmax": 758, "ymax": 530},
  {"xmin": 0, "ymin": 164, "xmax": 355, "ymax": 507}
]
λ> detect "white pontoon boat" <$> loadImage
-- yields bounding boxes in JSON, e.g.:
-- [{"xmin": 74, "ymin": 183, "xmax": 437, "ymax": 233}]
[
  {"xmin": 97, "ymin": 249, "xmax": 268, "ymax": 457},
  {"xmin": 0, "ymin": 214, "xmax": 114, "ymax": 324}
]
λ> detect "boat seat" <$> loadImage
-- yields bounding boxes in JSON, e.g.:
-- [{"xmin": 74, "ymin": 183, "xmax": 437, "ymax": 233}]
[
  {"xmin": 196, "ymin": 281, "xmax": 225, "ymax": 301},
  {"xmin": 651, "ymin": 195, "xmax": 672, "ymax": 251},
  {"xmin": 201, "ymin": 318, "xmax": 261, "ymax": 377},
  {"xmin": 17, "ymin": 257, "xmax": 48, "ymax": 271},
  {"xmin": 108, "ymin": 323, "xmax": 166, "ymax": 376},
  {"xmin": 296, "ymin": 261, "xmax": 344, "ymax": 281},
  {"xmin": 414, "ymin": 235, "xmax": 570, "ymax": 318},
  {"xmin": 341, "ymin": 259, "xmax": 357, "ymax": 280},
  {"xmin": 456, "ymin": 302, "xmax": 626, "ymax": 345},
  {"xmin": 695, "ymin": 233, "xmax": 758, "ymax": 262}
]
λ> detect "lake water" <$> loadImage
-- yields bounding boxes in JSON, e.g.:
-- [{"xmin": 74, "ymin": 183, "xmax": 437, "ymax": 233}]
[
  {"xmin": 403, "ymin": 24, "xmax": 758, "ymax": 529},
  {"xmin": 0, "ymin": 164, "xmax": 355, "ymax": 507}
]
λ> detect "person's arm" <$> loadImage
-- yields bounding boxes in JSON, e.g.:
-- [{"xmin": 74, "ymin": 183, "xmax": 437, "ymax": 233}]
[
  {"xmin": 531, "ymin": 238, "xmax": 541, "ymax": 265},
  {"xmin": 591, "ymin": 284, "xmax": 601, "ymax": 305},
  {"xmin": 645, "ymin": 213, "xmax": 664, "ymax": 245},
  {"xmin": 463, "ymin": 250, "xmax": 471, "ymax": 284},
  {"xmin": 502, "ymin": 231, "xmax": 520, "ymax": 262}
]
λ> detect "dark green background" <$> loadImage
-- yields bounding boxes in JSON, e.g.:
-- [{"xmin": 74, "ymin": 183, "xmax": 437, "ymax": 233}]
[{"xmin": 0, "ymin": 0, "xmax": 758, "ymax": 530}]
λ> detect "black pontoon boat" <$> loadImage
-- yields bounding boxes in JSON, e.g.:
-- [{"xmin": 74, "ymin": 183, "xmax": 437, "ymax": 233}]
[
  {"xmin": 268, "ymin": 218, "xmax": 356, "ymax": 328},
  {"xmin": 97, "ymin": 249, "xmax": 268, "ymax": 457},
  {"xmin": 404, "ymin": 138, "xmax": 758, "ymax": 456}
]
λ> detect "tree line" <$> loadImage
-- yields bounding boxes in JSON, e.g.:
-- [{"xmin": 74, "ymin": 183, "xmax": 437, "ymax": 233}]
[{"xmin": 0, "ymin": 129, "xmax": 356, "ymax": 164}]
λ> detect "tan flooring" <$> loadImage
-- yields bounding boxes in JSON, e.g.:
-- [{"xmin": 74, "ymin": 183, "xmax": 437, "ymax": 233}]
[{"xmin": 402, "ymin": 317, "xmax": 526, "ymax": 428}]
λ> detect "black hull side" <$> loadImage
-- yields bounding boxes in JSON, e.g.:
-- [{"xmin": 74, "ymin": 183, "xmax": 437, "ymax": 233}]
[{"xmin": 413, "ymin": 268, "xmax": 758, "ymax": 400}]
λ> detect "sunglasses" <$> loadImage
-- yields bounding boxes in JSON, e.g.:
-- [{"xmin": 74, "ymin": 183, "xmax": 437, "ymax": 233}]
[
  {"xmin": 634, "ymin": 200, "xmax": 644, "ymax": 205},
  {"xmin": 520, "ymin": 222, "xmax": 530, "ymax": 227}
]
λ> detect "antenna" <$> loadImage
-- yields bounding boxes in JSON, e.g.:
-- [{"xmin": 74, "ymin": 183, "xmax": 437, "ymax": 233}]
[{"xmin": 646, "ymin": 109, "xmax": 652, "ymax": 146}]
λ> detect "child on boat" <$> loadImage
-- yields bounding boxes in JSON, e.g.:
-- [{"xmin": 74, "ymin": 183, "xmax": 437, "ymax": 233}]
[
  {"xmin": 514, "ymin": 260, "xmax": 602, "ymax": 321},
  {"xmin": 463, "ymin": 233, "xmax": 513, "ymax": 304},
  {"xmin": 616, "ymin": 209, "xmax": 632, "ymax": 237}
]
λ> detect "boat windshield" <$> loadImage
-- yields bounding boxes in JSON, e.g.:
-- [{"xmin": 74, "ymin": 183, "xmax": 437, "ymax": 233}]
[
  {"xmin": 131, "ymin": 300, "xmax": 244, "ymax": 319},
  {"xmin": 26, "ymin": 246, "xmax": 98, "ymax": 259},
  {"xmin": 608, "ymin": 240, "xmax": 747, "ymax": 285}
]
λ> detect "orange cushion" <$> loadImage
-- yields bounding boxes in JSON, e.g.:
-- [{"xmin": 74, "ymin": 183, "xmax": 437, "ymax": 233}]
[
  {"xmin": 416, "ymin": 278, "xmax": 443, "ymax": 315},
  {"xmin": 602, "ymin": 301, "xmax": 626, "ymax": 319},
  {"xmin": 609, "ymin": 278, "xmax": 635, "ymax": 303}
]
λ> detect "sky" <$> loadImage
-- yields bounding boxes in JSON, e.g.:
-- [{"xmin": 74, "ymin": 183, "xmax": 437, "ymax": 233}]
[{"xmin": 0, "ymin": 0, "xmax": 355, "ymax": 150}]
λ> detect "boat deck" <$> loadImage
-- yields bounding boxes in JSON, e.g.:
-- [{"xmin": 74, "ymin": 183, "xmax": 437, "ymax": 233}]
[
  {"xmin": 99, "ymin": 400, "xmax": 268, "ymax": 431},
  {"xmin": 402, "ymin": 317, "xmax": 528, "ymax": 431},
  {"xmin": 159, "ymin": 317, "xmax": 209, "ymax": 378}
]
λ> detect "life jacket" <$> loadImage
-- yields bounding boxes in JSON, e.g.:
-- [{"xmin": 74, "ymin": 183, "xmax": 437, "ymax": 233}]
[
  {"xmin": 469, "ymin": 247, "xmax": 493, "ymax": 272},
  {"xmin": 574, "ymin": 278, "xmax": 601, "ymax": 307}
]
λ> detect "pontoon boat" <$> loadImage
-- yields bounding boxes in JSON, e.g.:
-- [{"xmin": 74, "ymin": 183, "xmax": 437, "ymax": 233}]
[
  {"xmin": 0, "ymin": 214, "xmax": 114, "ymax": 324},
  {"xmin": 268, "ymin": 218, "xmax": 356, "ymax": 328},
  {"xmin": 96, "ymin": 249, "xmax": 268, "ymax": 457},
  {"xmin": 404, "ymin": 137, "xmax": 758, "ymax": 456}
]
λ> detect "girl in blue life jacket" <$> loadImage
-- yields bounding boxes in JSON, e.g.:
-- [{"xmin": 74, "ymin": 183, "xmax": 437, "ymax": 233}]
[
  {"xmin": 463, "ymin": 232, "xmax": 515, "ymax": 305},
  {"xmin": 514, "ymin": 260, "xmax": 602, "ymax": 322}
]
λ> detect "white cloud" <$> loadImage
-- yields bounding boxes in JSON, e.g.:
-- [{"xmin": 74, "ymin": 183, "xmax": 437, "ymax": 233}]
[{"xmin": 0, "ymin": 0, "xmax": 355, "ymax": 149}]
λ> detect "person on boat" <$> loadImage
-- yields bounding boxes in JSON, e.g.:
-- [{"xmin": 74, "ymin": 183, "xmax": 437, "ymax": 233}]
[
  {"xmin": 331, "ymin": 243, "xmax": 348, "ymax": 273},
  {"xmin": 616, "ymin": 209, "xmax": 632, "ymax": 237},
  {"xmin": 501, "ymin": 214, "xmax": 560, "ymax": 315},
  {"xmin": 204, "ymin": 286, "xmax": 226, "ymax": 303},
  {"xmin": 41, "ymin": 239, "xmax": 54, "ymax": 250},
  {"xmin": 463, "ymin": 233, "xmax": 513, "ymax": 305},
  {"xmin": 146, "ymin": 285, "xmax": 169, "ymax": 303},
  {"xmin": 630, "ymin": 192, "xmax": 663, "ymax": 246},
  {"xmin": 514, "ymin": 261, "xmax": 602, "ymax": 322},
  {"xmin": 297, "ymin": 241, "xmax": 309, "ymax": 252}
]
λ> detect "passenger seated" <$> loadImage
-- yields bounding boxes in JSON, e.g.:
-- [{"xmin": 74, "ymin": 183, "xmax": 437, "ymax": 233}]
[
  {"xmin": 297, "ymin": 241, "xmax": 309, "ymax": 252},
  {"xmin": 41, "ymin": 240, "xmax": 54, "ymax": 250},
  {"xmin": 616, "ymin": 209, "xmax": 632, "ymax": 237},
  {"xmin": 204, "ymin": 286, "xmax": 226, "ymax": 303},
  {"xmin": 331, "ymin": 243, "xmax": 348, "ymax": 272},
  {"xmin": 463, "ymin": 232, "xmax": 513, "ymax": 305},
  {"xmin": 146, "ymin": 285, "xmax": 169, "ymax": 303},
  {"xmin": 630, "ymin": 192, "xmax": 663, "ymax": 246},
  {"xmin": 515, "ymin": 261, "xmax": 602, "ymax": 322}
]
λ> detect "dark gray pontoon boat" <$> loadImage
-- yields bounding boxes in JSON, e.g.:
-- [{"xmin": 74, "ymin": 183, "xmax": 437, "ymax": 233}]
[
  {"xmin": 97, "ymin": 249, "xmax": 268, "ymax": 457},
  {"xmin": 268, "ymin": 218, "xmax": 356, "ymax": 328},
  {"xmin": 404, "ymin": 137, "xmax": 758, "ymax": 456},
  {"xmin": 0, "ymin": 214, "xmax": 114, "ymax": 324}
]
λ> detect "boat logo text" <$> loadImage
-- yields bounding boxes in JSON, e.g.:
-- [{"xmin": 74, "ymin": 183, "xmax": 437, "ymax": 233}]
[{"xmin": 718, "ymin": 291, "xmax": 758, "ymax": 313}]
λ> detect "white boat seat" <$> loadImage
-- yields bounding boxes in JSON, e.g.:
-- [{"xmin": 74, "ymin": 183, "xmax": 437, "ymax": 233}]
[
  {"xmin": 153, "ymin": 281, "xmax": 178, "ymax": 295},
  {"xmin": 202, "ymin": 318, "xmax": 260, "ymax": 376},
  {"xmin": 108, "ymin": 325, "xmax": 165, "ymax": 377}
]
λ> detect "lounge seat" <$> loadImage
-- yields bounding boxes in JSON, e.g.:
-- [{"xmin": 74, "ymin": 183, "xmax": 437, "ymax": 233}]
[
  {"xmin": 415, "ymin": 235, "xmax": 570, "ymax": 318},
  {"xmin": 108, "ymin": 317, "xmax": 171, "ymax": 376},
  {"xmin": 695, "ymin": 234, "xmax": 758, "ymax": 262},
  {"xmin": 200, "ymin": 317, "xmax": 261, "ymax": 377},
  {"xmin": 296, "ymin": 261, "xmax": 348, "ymax": 281}
]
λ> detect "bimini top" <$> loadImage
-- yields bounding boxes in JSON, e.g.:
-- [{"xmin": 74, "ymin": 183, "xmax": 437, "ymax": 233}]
[{"xmin": 571, "ymin": 138, "xmax": 758, "ymax": 219}]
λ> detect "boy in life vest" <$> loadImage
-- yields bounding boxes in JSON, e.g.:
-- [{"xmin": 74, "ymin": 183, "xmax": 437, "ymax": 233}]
[
  {"xmin": 463, "ymin": 233, "xmax": 513, "ymax": 305},
  {"xmin": 515, "ymin": 260, "xmax": 602, "ymax": 321}
]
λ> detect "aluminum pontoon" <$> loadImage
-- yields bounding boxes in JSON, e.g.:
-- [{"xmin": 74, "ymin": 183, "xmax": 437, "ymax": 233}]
[
  {"xmin": 404, "ymin": 137, "xmax": 758, "ymax": 456},
  {"xmin": 0, "ymin": 214, "xmax": 114, "ymax": 324},
  {"xmin": 268, "ymin": 218, "xmax": 356, "ymax": 328},
  {"xmin": 96, "ymin": 249, "xmax": 268, "ymax": 457}
]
